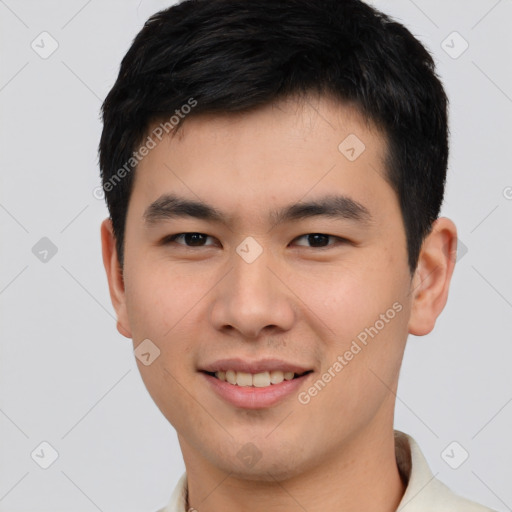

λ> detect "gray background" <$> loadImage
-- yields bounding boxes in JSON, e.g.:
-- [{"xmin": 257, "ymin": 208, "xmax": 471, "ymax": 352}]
[{"xmin": 1, "ymin": 0, "xmax": 511, "ymax": 510}]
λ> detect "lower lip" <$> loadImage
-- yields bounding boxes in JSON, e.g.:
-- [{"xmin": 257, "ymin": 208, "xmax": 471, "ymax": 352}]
[{"xmin": 202, "ymin": 372, "xmax": 312, "ymax": 409}]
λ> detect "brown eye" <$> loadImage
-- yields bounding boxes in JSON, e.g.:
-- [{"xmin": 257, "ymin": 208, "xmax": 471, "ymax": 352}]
[
  {"xmin": 163, "ymin": 233, "xmax": 217, "ymax": 247},
  {"xmin": 293, "ymin": 233, "xmax": 345, "ymax": 248}
]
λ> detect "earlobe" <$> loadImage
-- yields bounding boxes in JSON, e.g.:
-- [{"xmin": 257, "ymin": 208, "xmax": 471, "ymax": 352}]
[
  {"xmin": 408, "ymin": 217, "xmax": 458, "ymax": 336},
  {"xmin": 100, "ymin": 218, "xmax": 132, "ymax": 339}
]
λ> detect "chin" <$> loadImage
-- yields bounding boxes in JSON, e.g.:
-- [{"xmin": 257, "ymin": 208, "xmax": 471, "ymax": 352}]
[
  {"xmin": 205, "ymin": 437, "xmax": 313, "ymax": 483},
  {"xmin": 221, "ymin": 457, "xmax": 305, "ymax": 483}
]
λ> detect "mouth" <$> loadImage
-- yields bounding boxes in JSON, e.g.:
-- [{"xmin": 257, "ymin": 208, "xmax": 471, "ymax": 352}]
[
  {"xmin": 202, "ymin": 369, "xmax": 313, "ymax": 388},
  {"xmin": 200, "ymin": 366, "xmax": 314, "ymax": 409}
]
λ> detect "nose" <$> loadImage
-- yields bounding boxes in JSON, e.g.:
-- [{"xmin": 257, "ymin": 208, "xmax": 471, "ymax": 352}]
[{"xmin": 209, "ymin": 244, "xmax": 296, "ymax": 339}]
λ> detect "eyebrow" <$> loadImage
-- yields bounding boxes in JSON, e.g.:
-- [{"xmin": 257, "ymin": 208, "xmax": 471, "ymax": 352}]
[{"xmin": 143, "ymin": 192, "xmax": 372, "ymax": 227}]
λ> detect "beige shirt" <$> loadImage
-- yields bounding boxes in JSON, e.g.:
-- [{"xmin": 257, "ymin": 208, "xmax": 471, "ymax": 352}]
[{"xmin": 158, "ymin": 431, "xmax": 495, "ymax": 512}]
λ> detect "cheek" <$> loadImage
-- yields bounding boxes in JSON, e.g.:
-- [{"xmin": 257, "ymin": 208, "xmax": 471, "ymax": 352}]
[
  {"xmin": 296, "ymin": 272, "xmax": 409, "ymax": 437},
  {"xmin": 305, "ymin": 259, "xmax": 406, "ymax": 335},
  {"xmin": 302, "ymin": 257, "xmax": 410, "ymax": 394},
  {"xmin": 124, "ymin": 261, "xmax": 203, "ymax": 340},
  {"xmin": 123, "ymin": 262, "xmax": 212, "ymax": 387},
  {"xmin": 123, "ymin": 264, "xmax": 204, "ymax": 425}
]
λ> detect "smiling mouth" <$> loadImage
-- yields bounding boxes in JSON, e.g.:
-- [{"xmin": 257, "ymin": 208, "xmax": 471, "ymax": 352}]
[{"xmin": 203, "ymin": 369, "xmax": 313, "ymax": 387}]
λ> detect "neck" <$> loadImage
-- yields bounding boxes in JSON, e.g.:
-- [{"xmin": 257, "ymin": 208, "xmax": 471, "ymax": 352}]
[{"xmin": 179, "ymin": 424, "xmax": 406, "ymax": 512}]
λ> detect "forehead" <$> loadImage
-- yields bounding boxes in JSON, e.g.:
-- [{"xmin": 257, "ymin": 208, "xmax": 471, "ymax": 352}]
[
  {"xmin": 159, "ymin": 94, "xmax": 386, "ymax": 160},
  {"xmin": 129, "ymin": 94, "xmax": 394, "ymax": 229}
]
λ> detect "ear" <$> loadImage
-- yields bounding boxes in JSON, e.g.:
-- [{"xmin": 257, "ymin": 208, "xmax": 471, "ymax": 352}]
[
  {"xmin": 408, "ymin": 217, "xmax": 458, "ymax": 336},
  {"xmin": 100, "ymin": 218, "xmax": 132, "ymax": 339}
]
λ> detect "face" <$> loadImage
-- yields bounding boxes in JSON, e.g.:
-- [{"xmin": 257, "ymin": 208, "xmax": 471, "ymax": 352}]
[{"xmin": 102, "ymin": 94, "xmax": 455, "ymax": 482}]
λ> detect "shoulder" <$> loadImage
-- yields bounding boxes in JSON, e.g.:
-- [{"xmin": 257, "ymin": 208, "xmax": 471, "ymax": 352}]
[
  {"xmin": 155, "ymin": 472, "xmax": 188, "ymax": 512},
  {"xmin": 396, "ymin": 431, "xmax": 496, "ymax": 512}
]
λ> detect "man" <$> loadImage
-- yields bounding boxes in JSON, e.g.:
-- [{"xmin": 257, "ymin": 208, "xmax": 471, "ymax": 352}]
[{"xmin": 98, "ymin": 1, "xmax": 495, "ymax": 510}]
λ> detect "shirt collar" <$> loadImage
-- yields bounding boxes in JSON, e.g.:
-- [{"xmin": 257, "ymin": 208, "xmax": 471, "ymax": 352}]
[{"xmin": 160, "ymin": 430, "xmax": 492, "ymax": 512}]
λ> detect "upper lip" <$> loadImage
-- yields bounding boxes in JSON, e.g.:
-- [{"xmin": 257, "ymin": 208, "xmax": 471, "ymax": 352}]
[{"xmin": 200, "ymin": 358, "xmax": 312, "ymax": 375}]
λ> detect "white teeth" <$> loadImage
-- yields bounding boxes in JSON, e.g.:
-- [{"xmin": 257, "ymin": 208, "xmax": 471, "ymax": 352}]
[
  {"xmin": 236, "ymin": 371, "xmax": 253, "ymax": 386},
  {"xmin": 269, "ymin": 370, "xmax": 284, "ymax": 384},
  {"xmin": 252, "ymin": 371, "xmax": 271, "ymax": 387},
  {"xmin": 214, "ymin": 369, "xmax": 299, "ymax": 387}
]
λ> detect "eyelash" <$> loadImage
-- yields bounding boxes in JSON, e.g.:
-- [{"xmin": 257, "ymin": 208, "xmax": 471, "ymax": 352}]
[{"xmin": 161, "ymin": 232, "xmax": 349, "ymax": 249}]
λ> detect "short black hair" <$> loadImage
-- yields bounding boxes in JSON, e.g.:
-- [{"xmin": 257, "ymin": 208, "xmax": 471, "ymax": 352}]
[{"xmin": 99, "ymin": 0, "xmax": 449, "ymax": 273}]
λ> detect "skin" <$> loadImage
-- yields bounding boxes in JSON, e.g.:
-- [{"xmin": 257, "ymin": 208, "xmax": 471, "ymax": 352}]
[{"xmin": 101, "ymin": 93, "xmax": 457, "ymax": 512}]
